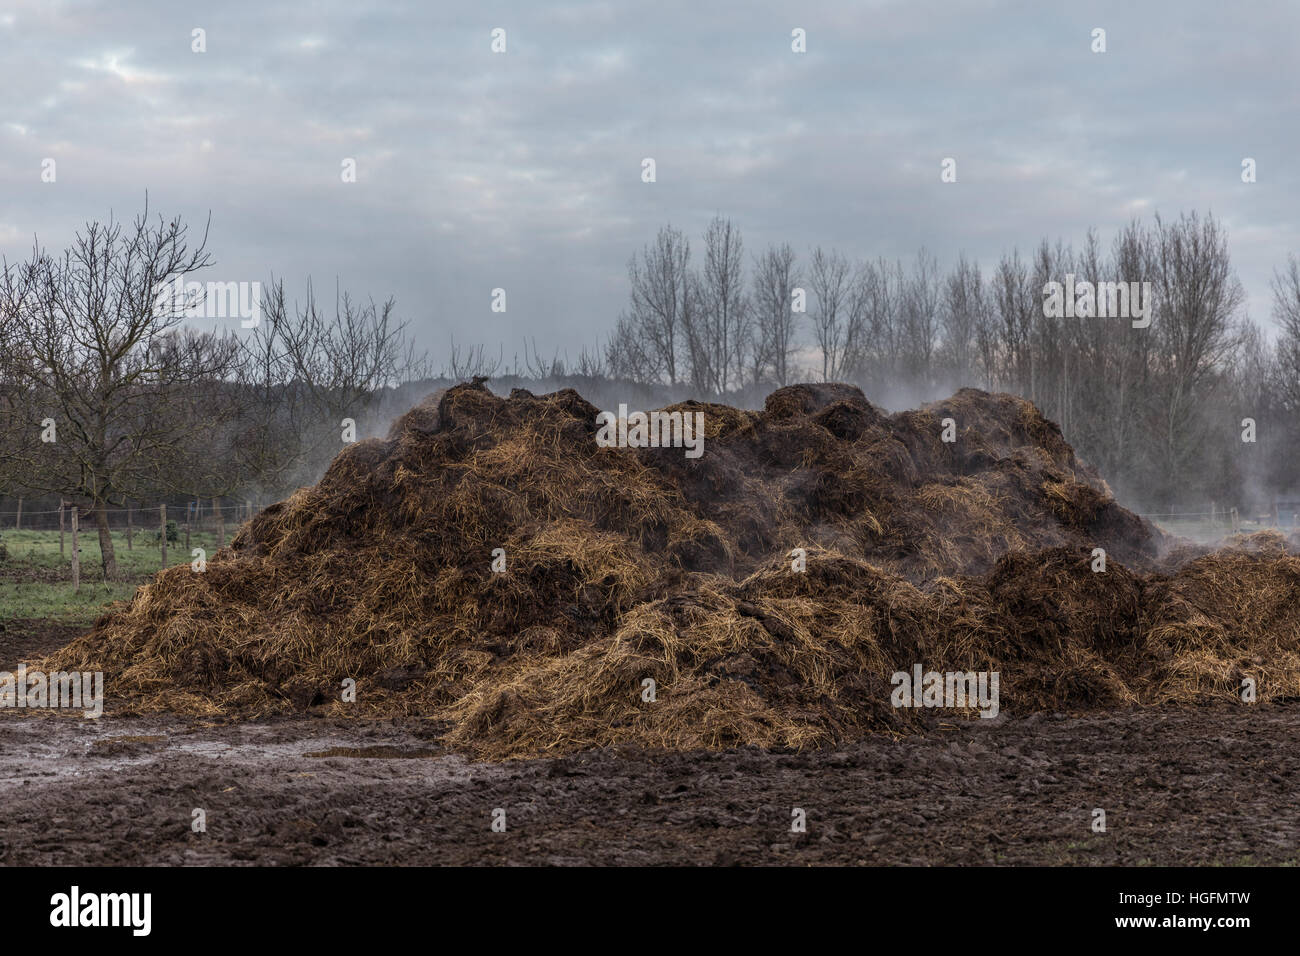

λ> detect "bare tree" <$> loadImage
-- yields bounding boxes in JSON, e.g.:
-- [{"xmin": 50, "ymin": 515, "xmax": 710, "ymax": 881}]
[
  {"xmin": 444, "ymin": 338, "xmax": 501, "ymax": 380},
  {"xmin": 694, "ymin": 216, "xmax": 749, "ymax": 395},
  {"xmin": 575, "ymin": 344, "xmax": 606, "ymax": 379},
  {"xmin": 940, "ymin": 254, "xmax": 988, "ymax": 388},
  {"xmin": 992, "ymin": 249, "xmax": 1035, "ymax": 394},
  {"xmin": 0, "ymin": 202, "xmax": 242, "ymax": 578},
  {"xmin": 901, "ymin": 247, "xmax": 942, "ymax": 389},
  {"xmin": 808, "ymin": 247, "xmax": 865, "ymax": 381},
  {"xmin": 857, "ymin": 257, "xmax": 905, "ymax": 387},
  {"xmin": 625, "ymin": 225, "xmax": 693, "ymax": 386},
  {"xmin": 1085, "ymin": 218, "xmax": 1155, "ymax": 485},
  {"xmin": 523, "ymin": 338, "xmax": 567, "ymax": 379},
  {"xmin": 243, "ymin": 277, "xmax": 422, "ymax": 489},
  {"xmin": 752, "ymin": 243, "xmax": 800, "ymax": 386},
  {"xmin": 1147, "ymin": 211, "xmax": 1245, "ymax": 497},
  {"xmin": 604, "ymin": 312, "xmax": 654, "ymax": 384},
  {"xmin": 1028, "ymin": 237, "xmax": 1074, "ymax": 425},
  {"xmin": 1270, "ymin": 254, "xmax": 1300, "ymax": 413}
]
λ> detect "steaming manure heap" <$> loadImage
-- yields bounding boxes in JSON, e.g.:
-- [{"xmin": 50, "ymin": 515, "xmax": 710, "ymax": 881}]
[{"xmin": 46, "ymin": 382, "xmax": 1300, "ymax": 758}]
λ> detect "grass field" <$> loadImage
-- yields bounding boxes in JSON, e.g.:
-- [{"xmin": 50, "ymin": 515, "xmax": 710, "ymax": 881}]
[{"xmin": 0, "ymin": 528, "xmax": 227, "ymax": 625}]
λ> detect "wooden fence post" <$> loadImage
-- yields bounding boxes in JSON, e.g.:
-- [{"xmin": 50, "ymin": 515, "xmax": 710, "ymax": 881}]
[
  {"xmin": 126, "ymin": 503, "xmax": 134, "ymax": 550},
  {"xmin": 214, "ymin": 497, "xmax": 224, "ymax": 549},
  {"xmin": 70, "ymin": 506, "xmax": 80, "ymax": 593},
  {"xmin": 14, "ymin": 497, "xmax": 21, "ymax": 531},
  {"xmin": 160, "ymin": 503, "xmax": 168, "ymax": 569}
]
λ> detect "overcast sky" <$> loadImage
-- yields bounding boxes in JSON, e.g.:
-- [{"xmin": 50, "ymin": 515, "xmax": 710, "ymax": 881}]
[{"xmin": 2, "ymin": 0, "xmax": 1297, "ymax": 362}]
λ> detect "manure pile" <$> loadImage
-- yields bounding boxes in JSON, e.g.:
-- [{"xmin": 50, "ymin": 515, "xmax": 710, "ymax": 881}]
[{"xmin": 46, "ymin": 382, "xmax": 1300, "ymax": 757}]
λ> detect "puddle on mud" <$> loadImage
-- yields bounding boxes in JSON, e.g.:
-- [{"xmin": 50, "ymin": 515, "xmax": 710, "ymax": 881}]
[
  {"xmin": 0, "ymin": 716, "xmax": 486, "ymax": 790},
  {"xmin": 92, "ymin": 734, "xmax": 168, "ymax": 748},
  {"xmin": 304, "ymin": 746, "xmax": 441, "ymax": 759}
]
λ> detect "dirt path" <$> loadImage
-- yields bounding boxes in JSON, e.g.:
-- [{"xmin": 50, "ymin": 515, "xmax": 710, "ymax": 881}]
[
  {"xmin": 0, "ymin": 620, "xmax": 85, "ymax": 671},
  {"xmin": 1, "ymin": 704, "xmax": 1296, "ymax": 865}
]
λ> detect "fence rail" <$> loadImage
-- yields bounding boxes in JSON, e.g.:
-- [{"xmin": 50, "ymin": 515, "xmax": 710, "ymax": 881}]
[
  {"xmin": 1, "ymin": 500, "xmax": 259, "ymax": 591},
  {"xmin": 1, "ymin": 504, "xmax": 253, "ymax": 517}
]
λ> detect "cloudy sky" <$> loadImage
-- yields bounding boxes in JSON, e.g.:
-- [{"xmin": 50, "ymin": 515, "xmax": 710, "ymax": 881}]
[{"xmin": 2, "ymin": 0, "xmax": 1297, "ymax": 362}]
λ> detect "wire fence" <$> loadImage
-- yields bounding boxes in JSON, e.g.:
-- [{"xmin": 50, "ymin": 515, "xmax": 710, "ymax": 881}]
[
  {"xmin": 0, "ymin": 499, "xmax": 263, "ymax": 590},
  {"xmin": 0, "ymin": 502, "xmax": 258, "ymax": 522},
  {"xmin": 0, "ymin": 504, "xmax": 252, "ymax": 517}
]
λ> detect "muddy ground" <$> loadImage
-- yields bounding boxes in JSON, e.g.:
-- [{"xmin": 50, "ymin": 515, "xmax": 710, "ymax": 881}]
[
  {"xmin": 4, "ymin": 620, "xmax": 1297, "ymax": 866},
  {"xmin": 0, "ymin": 621, "xmax": 82, "ymax": 667},
  {"xmin": 1, "ymin": 704, "xmax": 1296, "ymax": 866}
]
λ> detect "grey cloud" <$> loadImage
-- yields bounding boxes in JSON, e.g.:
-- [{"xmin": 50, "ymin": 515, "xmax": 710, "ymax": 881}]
[{"xmin": 1, "ymin": 0, "xmax": 1296, "ymax": 357}]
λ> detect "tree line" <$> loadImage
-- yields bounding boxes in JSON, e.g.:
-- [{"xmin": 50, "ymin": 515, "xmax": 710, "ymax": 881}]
[
  {"xmin": 604, "ymin": 212, "xmax": 1299, "ymax": 515},
  {"xmin": 3, "ymin": 202, "xmax": 1298, "ymax": 581}
]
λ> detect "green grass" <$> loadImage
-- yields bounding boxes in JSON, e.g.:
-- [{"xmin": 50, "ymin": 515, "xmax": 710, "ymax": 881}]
[
  {"xmin": 2, "ymin": 527, "xmax": 223, "ymax": 575},
  {"xmin": 0, "ymin": 579, "xmax": 141, "ymax": 624},
  {"xmin": 0, "ymin": 527, "xmax": 227, "ymax": 625}
]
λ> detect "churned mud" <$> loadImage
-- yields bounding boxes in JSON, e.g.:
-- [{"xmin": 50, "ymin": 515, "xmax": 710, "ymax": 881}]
[
  {"xmin": 0, "ymin": 621, "xmax": 83, "ymax": 671},
  {"xmin": 2, "ymin": 704, "xmax": 1296, "ymax": 866}
]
